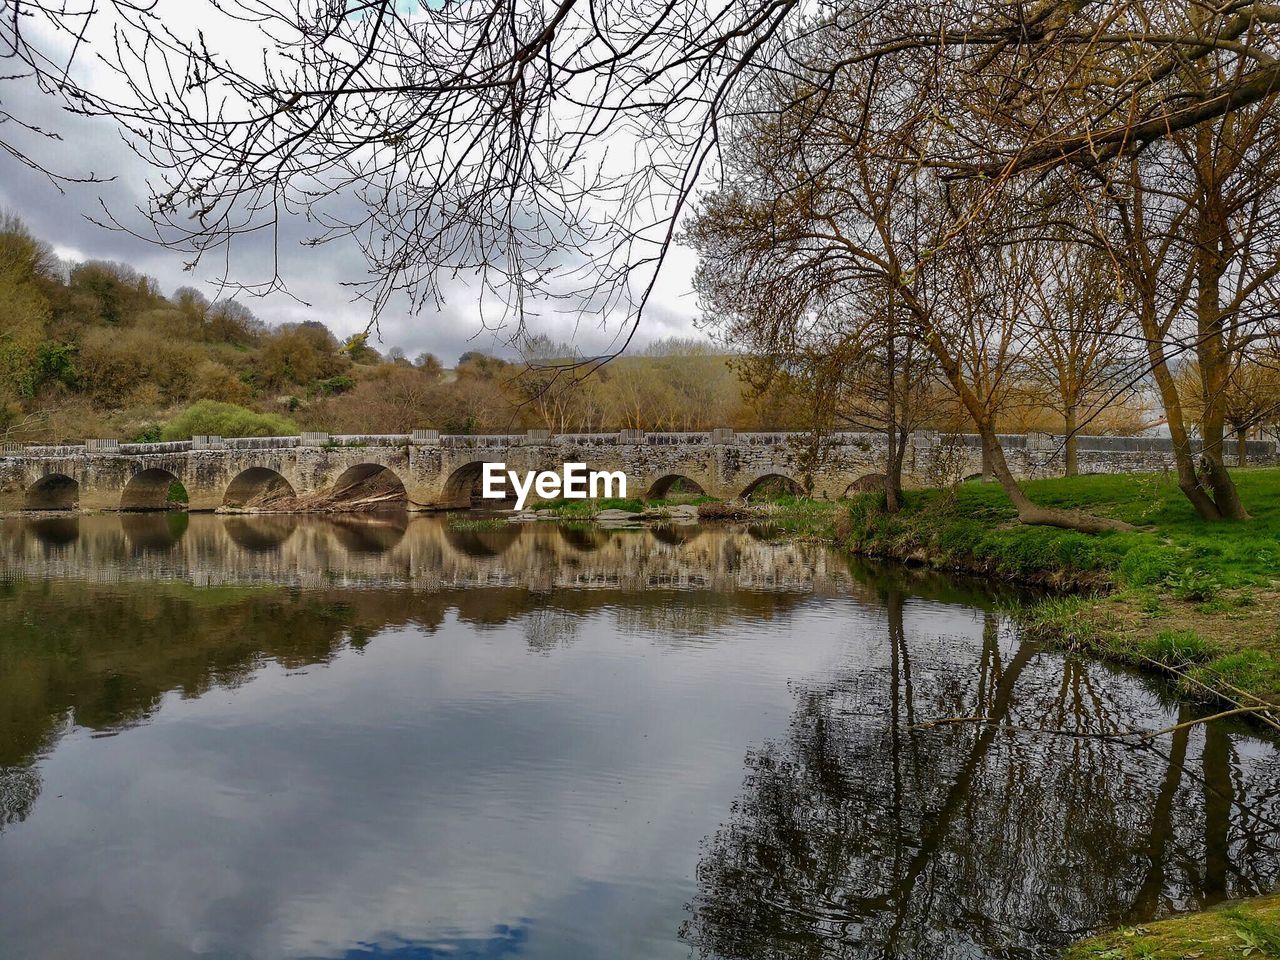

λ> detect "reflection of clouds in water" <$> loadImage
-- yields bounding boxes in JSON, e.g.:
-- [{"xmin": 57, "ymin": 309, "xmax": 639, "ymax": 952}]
[
  {"xmin": 306, "ymin": 924, "xmax": 529, "ymax": 959},
  {"xmin": 0, "ymin": 581, "xmax": 862, "ymax": 959}
]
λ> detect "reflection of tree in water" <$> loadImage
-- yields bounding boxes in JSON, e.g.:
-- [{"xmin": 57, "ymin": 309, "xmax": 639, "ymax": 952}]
[
  {"xmin": 522, "ymin": 602, "xmax": 582, "ymax": 653},
  {"xmin": 682, "ymin": 595, "xmax": 1280, "ymax": 960},
  {"xmin": 0, "ymin": 764, "xmax": 43, "ymax": 832}
]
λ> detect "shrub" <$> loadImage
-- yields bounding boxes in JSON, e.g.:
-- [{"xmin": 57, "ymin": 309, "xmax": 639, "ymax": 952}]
[
  {"xmin": 161, "ymin": 400, "xmax": 298, "ymax": 440},
  {"xmin": 317, "ymin": 374, "xmax": 355, "ymax": 395},
  {"xmin": 1165, "ymin": 565, "xmax": 1222, "ymax": 602}
]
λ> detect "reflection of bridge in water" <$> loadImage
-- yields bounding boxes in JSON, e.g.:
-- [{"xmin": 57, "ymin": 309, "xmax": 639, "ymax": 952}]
[{"xmin": 0, "ymin": 514, "xmax": 853, "ymax": 595}]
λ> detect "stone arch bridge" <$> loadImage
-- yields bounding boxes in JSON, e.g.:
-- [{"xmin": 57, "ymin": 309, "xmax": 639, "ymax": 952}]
[{"xmin": 1, "ymin": 429, "xmax": 1274, "ymax": 512}]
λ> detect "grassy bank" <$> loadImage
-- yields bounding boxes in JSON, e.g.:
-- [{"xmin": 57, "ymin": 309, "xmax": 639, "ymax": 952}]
[
  {"xmin": 840, "ymin": 469, "xmax": 1280, "ymax": 705},
  {"xmin": 1064, "ymin": 894, "xmax": 1280, "ymax": 959}
]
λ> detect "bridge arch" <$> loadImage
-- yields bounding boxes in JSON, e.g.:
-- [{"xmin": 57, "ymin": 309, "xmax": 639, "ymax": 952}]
[
  {"xmin": 651, "ymin": 524, "xmax": 702, "ymax": 546},
  {"xmin": 442, "ymin": 461, "xmax": 498, "ymax": 508},
  {"xmin": 24, "ymin": 473, "xmax": 79, "ymax": 510},
  {"xmin": 843, "ymin": 473, "xmax": 885, "ymax": 496},
  {"xmin": 558, "ymin": 524, "xmax": 613, "ymax": 553},
  {"xmin": 120, "ymin": 468, "xmax": 188, "ymax": 511},
  {"xmin": 740, "ymin": 473, "xmax": 803, "ymax": 500},
  {"xmin": 645, "ymin": 474, "xmax": 706, "ymax": 500},
  {"xmin": 329, "ymin": 463, "xmax": 407, "ymax": 509},
  {"xmin": 223, "ymin": 467, "xmax": 297, "ymax": 510},
  {"xmin": 329, "ymin": 515, "xmax": 408, "ymax": 554}
]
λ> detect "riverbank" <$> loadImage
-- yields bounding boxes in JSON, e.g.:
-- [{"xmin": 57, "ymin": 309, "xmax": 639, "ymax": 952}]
[
  {"xmin": 536, "ymin": 471, "xmax": 1280, "ymax": 704},
  {"xmin": 834, "ymin": 470, "xmax": 1280, "ymax": 960},
  {"xmin": 838, "ymin": 470, "xmax": 1280, "ymax": 706}
]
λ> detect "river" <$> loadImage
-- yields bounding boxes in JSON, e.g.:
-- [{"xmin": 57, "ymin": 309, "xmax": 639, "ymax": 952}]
[{"xmin": 0, "ymin": 513, "xmax": 1277, "ymax": 959}]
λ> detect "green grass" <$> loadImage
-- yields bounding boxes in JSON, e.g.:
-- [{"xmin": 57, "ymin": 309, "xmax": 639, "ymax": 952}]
[
  {"xmin": 1065, "ymin": 894, "xmax": 1280, "ymax": 959},
  {"xmin": 756, "ymin": 495, "xmax": 839, "ymax": 537},
  {"xmin": 840, "ymin": 469, "xmax": 1280, "ymax": 588},
  {"xmin": 530, "ymin": 497, "xmax": 647, "ymax": 517},
  {"xmin": 1141, "ymin": 629, "xmax": 1219, "ymax": 665},
  {"xmin": 445, "ymin": 515, "xmax": 509, "ymax": 531}
]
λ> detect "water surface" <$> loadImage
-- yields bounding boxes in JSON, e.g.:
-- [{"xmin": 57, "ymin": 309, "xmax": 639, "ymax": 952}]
[{"xmin": 0, "ymin": 514, "xmax": 1277, "ymax": 959}]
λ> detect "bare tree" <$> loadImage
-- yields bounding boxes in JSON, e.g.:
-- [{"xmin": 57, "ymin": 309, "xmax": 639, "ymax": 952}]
[{"xmin": 1022, "ymin": 240, "xmax": 1136, "ymax": 477}]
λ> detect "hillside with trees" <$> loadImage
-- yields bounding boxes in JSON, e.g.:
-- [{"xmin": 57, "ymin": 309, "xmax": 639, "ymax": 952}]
[
  {"xmin": 0, "ymin": 215, "xmax": 768, "ymax": 442},
  {"xmin": 0, "ymin": 213, "xmax": 1175, "ymax": 448}
]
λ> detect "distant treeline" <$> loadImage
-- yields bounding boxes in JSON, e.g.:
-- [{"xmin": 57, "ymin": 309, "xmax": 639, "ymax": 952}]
[{"xmin": 0, "ymin": 214, "xmax": 1151, "ymax": 444}]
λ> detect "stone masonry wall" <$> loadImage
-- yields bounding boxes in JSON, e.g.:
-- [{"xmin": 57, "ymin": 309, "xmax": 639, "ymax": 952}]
[{"xmin": 0, "ymin": 429, "xmax": 1275, "ymax": 511}]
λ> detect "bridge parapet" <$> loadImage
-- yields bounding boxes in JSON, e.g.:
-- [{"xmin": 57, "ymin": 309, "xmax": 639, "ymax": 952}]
[
  {"xmin": 226, "ymin": 435, "xmax": 301, "ymax": 450},
  {"xmin": 120, "ymin": 440, "xmax": 193, "ymax": 454},
  {"xmin": 442, "ymin": 434, "xmax": 524, "ymax": 449}
]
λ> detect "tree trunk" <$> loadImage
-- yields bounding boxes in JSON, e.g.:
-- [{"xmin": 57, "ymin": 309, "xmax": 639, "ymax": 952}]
[
  {"xmin": 980, "ymin": 433, "xmax": 994, "ymax": 482},
  {"xmin": 1064, "ymin": 402, "xmax": 1078, "ymax": 478},
  {"xmin": 1114, "ymin": 153, "xmax": 1242, "ymax": 521},
  {"xmin": 1134, "ymin": 293, "xmax": 1226, "ymax": 520},
  {"xmin": 1198, "ymin": 389, "xmax": 1249, "ymax": 519},
  {"xmin": 1236, "ymin": 426, "xmax": 1248, "ymax": 468},
  {"xmin": 883, "ymin": 326, "xmax": 901, "ymax": 513},
  {"xmin": 885, "ymin": 423, "xmax": 907, "ymax": 513},
  {"xmin": 1192, "ymin": 125, "xmax": 1250, "ymax": 520},
  {"xmin": 976, "ymin": 422, "xmax": 1131, "ymax": 532}
]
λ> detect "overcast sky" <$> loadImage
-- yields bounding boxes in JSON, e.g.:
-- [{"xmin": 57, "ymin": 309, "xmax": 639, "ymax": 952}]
[{"xmin": 0, "ymin": 5, "xmax": 705, "ymax": 366}]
